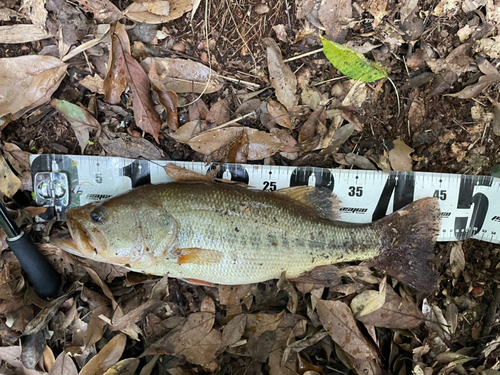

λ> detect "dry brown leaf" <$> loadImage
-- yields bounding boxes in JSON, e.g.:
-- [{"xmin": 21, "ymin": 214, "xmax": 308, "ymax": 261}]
[
  {"xmin": 84, "ymin": 305, "xmax": 111, "ymax": 350},
  {"xmin": 0, "ymin": 24, "xmax": 52, "ymax": 44},
  {"xmin": 354, "ymin": 285, "xmax": 425, "ymax": 329},
  {"xmin": 79, "ymin": 333, "xmax": 127, "ymax": 375},
  {"xmin": 388, "ymin": 139, "xmax": 414, "ymax": 171},
  {"xmin": 445, "ymin": 73, "xmax": 500, "ymax": 99},
  {"xmin": 84, "ymin": 267, "xmax": 120, "ymax": 311},
  {"xmin": 221, "ymin": 314, "xmax": 247, "ymax": 347},
  {"xmin": 164, "ymin": 163, "xmax": 212, "ymax": 182},
  {"xmin": 142, "ymin": 57, "xmax": 223, "ymax": 94},
  {"xmin": 159, "ymin": 0, "xmax": 193, "ymax": 21},
  {"xmin": 111, "ymin": 300, "xmax": 163, "ymax": 332},
  {"xmin": 50, "ymin": 99, "xmax": 100, "ymax": 153},
  {"xmin": 42, "ymin": 345, "xmax": 55, "ymax": 371},
  {"xmin": 0, "ymin": 153, "xmax": 21, "ymax": 198},
  {"xmin": 318, "ymin": 0, "xmax": 352, "ymax": 42},
  {"xmin": 173, "ymin": 312, "xmax": 215, "ymax": 352},
  {"xmin": 123, "ymin": 54, "xmax": 162, "ymax": 142},
  {"xmin": 267, "ymin": 100, "xmax": 293, "ymax": 130},
  {"xmin": 316, "ymin": 299, "xmax": 376, "ymax": 360},
  {"xmin": 206, "ymin": 99, "xmax": 231, "ymax": 128},
  {"xmin": 188, "ymin": 127, "xmax": 244, "ymax": 155},
  {"xmin": 0, "ymin": 55, "xmax": 67, "ymax": 120},
  {"xmin": 227, "ymin": 131, "xmax": 250, "ymax": 163},
  {"xmin": 99, "ymin": 126, "xmax": 166, "ymax": 160},
  {"xmin": 0, "ymin": 346, "xmax": 44, "ymax": 375},
  {"xmin": 246, "ymin": 128, "xmax": 297, "ymax": 160},
  {"xmin": 264, "ymin": 38, "xmax": 297, "ymax": 111},
  {"xmin": 148, "ymin": 62, "xmax": 179, "ymax": 131},
  {"xmin": 201, "ymin": 296, "xmax": 216, "ymax": 314},
  {"xmin": 299, "ymin": 107, "xmax": 327, "ymax": 152},
  {"xmin": 48, "ymin": 351, "xmax": 78, "ymax": 375},
  {"xmin": 104, "ymin": 22, "xmax": 130, "ymax": 105},
  {"xmin": 492, "ymin": 99, "xmax": 500, "ymax": 136},
  {"xmin": 178, "ymin": 329, "xmax": 221, "ymax": 365},
  {"xmin": 246, "ymin": 311, "xmax": 285, "ymax": 338},
  {"xmin": 350, "ymin": 277, "xmax": 387, "ymax": 318},
  {"xmin": 79, "ymin": 74, "xmax": 105, "ymax": 95},
  {"xmin": 422, "ymin": 298, "xmax": 451, "ymax": 341},
  {"xmin": 277, "ymin": 272, "xmax": 299, "ymax": 314},
  {"xmin": 189, "ymin": 98, "xmax": 209, "ymax": 121},
  {"xmin": 450, "ymin": 242, "xmax": 465, "ymax": 279},
  {"xmin": 124, "ymin": 1, "xmax": 170, "ymax": 24},
  {"xmin": 219, "ymin": 284, "xmax": 255, "ymax": 306},
  {"xmin": 22, "ymin": 0, "xmax": 48, "ymax": 27},
  {"xmin": 102, "ymin": 358, "xmax": 140, "ymax": 375},
  {"xmin": 73, "ymin": 0, "xmax": 122, "ymax": 22},
  {"xmin": 169, "ymin": 120, "xmax": 205, "ymax": 143}
]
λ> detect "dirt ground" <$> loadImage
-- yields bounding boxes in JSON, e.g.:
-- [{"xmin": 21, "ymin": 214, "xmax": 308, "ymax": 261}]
[{"xmin": 0, "ymin": 0, "xmax": 500, "ymax": 373}]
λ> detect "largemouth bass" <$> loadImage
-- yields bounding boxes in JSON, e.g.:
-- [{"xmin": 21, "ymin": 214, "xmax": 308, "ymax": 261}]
[{"xmin": 53, "ymin": 182, "xmax": 441, "ymax": 290}]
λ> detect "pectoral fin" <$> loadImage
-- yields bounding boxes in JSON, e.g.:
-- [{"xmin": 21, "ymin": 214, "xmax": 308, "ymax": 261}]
[
  {"xmin": 173, "ymin": 248, "xmax": 223, "ymax": 265},
  {"xmin": 278, "ymin": 186, "xmax": 342, "ymax": 220}
]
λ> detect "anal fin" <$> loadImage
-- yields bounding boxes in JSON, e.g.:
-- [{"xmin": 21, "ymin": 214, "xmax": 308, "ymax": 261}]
[
  {"xmin": 173, "ymin": 248, "xmax": 223, "ymax": 266},
  {"xmin": 180, "ymin": 278, "xmax": 214, "ymax": 286}
]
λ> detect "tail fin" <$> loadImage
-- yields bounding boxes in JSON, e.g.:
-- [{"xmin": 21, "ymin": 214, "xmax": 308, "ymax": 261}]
[{"xmin": 371, "ymin": 197, "xmax": 441, "ymax": 292}]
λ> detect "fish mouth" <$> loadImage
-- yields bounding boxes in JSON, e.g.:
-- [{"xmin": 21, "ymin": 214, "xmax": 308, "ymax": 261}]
[{"xmin": 51, "ymin": 231, "xmax": 84, "ymax": 257}]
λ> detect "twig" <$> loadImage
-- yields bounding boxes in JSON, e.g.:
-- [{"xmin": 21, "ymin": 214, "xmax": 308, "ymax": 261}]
[
  {"xmin": 284, "ymin": 0, "xmax": 292, "ymax": 31},
  {"xmin": 194, "ymin": 111, "xmax": 256, "ymax": 136},
  {"xmin": 282, "ymin": 48, "xmax": 324, "ymax": 63}
]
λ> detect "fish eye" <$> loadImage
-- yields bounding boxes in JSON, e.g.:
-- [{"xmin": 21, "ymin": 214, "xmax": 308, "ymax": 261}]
[{"xmin": 90, "ymin": 207, "xmax": 107, "ymax": 223}]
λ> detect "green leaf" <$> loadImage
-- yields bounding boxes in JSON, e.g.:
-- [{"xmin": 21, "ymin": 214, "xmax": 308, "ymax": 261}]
[
  {"xmin": 321, "ymin": 35, "xmax": 388, "ymax": 82},
  {"xmin": 491, "ymin": 164, "xmax": 500, "ymax": 178}
]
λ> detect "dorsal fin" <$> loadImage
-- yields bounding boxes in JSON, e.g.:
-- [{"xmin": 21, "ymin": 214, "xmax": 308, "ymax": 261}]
[{"xmin": 277, "ymin": 186, "xmax": 342, "ymax": 220}]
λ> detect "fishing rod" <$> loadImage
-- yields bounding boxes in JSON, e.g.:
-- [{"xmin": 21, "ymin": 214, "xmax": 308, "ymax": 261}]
[{"xmin": 0, "ymin": 200, "xmax": 61, "ymax": 299}]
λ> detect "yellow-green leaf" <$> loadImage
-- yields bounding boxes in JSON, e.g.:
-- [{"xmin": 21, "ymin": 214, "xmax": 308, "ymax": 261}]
[{"xmin": 321, "ymin": 35, "xmax": 387, "ymax": 82}]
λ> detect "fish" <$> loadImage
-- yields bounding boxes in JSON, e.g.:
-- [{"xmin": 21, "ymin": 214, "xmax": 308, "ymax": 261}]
[{"xmin": 53, "ymin": 182, "xmax": 441, "ymax": 290}]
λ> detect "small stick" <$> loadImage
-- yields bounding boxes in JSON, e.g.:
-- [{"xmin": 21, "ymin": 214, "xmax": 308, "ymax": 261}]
[{"xmin": 282, "ymin": 48, "xmax": 324, "ymax": 63}]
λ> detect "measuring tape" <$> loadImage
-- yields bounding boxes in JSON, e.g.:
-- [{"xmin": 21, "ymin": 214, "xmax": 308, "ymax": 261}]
[{"xmin": 30, "ymin": 154, "xmax": 500, "ymax": 245}]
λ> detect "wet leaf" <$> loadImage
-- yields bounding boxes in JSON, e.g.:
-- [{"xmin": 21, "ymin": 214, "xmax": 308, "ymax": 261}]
[
  {"xmin": 79, "ymin": 333, "xmax": 127, "ymax": 375},
  {"xmin": 104, "ymin": 22, "xmax": 130, "ymax": 105},
  {"xmin": 50, "ymin": 99, "xmax": 100, "ymax": 153},
  {"xmin": 316, "ymin": 299, "xmax": 376, "ymax": 360},
  {"xmin": 142, "ymin": 57, "xmax": 223, "ymax": 94},
  {"xmin": 264, "ymin": 38, "xmax": 297, "ymax": 111},
  {"xmin": 221, "ymin": 314, "xmax": 247, "ymax": 347},
  {"xmin": 351, "ymin": 277, "xmax": 387, "ymax": 318},
  {"xmin": 102, "ymin": 358, "xmax": 140, "ymax": 375},
  {"xmin": 321, "ymin": 35, "xmax": 388, "ymax": 82},
  {"xmin": 0, "ymin": 153, "xmax": 21, "ymax": 198},
  {"xmin": 0, "ymin": 55, "xmax": 67, "ymax": 120},
  {"xmin": 388, "ymin": 139, "xmax": 414, "ymax": 171},
  {"xmin": 123, "ymin": 53, "xmax": 162, "ymax": 142},
  {"xmin": 48, "ymin": 352, "xmax": 78, "ymax": 375},
  {"xmin": 354, "ymin": 285, "xmax": 425, "ymax": 329},
  {"xmin": 124, "ymin": 1, "xmax": 170, "ymax": 23}
]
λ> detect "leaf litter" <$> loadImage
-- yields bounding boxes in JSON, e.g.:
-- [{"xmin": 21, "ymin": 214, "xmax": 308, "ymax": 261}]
[{"xmin": 1, "ymin": 0, "xmax": 500, "ymax": 372}]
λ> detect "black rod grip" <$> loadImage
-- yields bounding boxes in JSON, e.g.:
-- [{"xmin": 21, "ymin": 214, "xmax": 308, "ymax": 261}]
[{"xmin": 8, "ymin": 232, "xmax": 61, "ymax": 299}]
